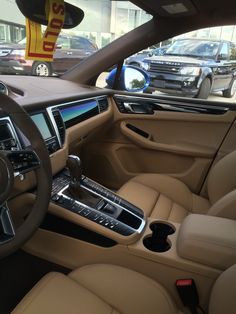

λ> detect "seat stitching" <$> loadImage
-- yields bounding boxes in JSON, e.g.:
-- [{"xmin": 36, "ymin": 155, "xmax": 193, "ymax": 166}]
[
  {"xmin": 133, "ymin": 177, "xmax": 194, "ymax": 213},
  {"xmin": 69, "ymin": 275, "xmax": 116, "ymax": 312},
  {"xmin": 167, "ymin": 199, "xmax": 173, "ymax": 220},
  {"xmin": 111, "ymin": 307, "xmax": 121, "ymax": 314},
  {"xmin": 150, "ymin": 191, "xmax": 161, "ymax": 216},
  {"xmin": 190, "ymin": 192, "xmax": 194, "ymax": 213},
  {"xmin": 70, "ymin": 267, "xmax": 177, "ymax": 314},
  {"xmin": 133, "ymin": 178, "xmax": 189, "ymax": 212}
]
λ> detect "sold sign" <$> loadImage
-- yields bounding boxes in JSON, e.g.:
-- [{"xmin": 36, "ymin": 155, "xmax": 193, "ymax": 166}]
[{"xmin": 25, "ymin": 0, "xmax": 65, "ymax": 61}]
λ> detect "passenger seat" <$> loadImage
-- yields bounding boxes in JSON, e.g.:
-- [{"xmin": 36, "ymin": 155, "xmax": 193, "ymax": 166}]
[
  {"xmin": 13, "ymin": 263, "xmax": 236, "ymax": 314},
  {"xmin": 118, "ymin": 150, "xmax": 236, "ymax": 223}
]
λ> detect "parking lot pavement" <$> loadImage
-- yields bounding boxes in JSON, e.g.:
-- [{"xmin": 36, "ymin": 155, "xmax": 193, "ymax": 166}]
[
  {"xmin": 153, "ymin": 90, "xmax": 236, "ymax": 103},
  {"xmin": 208, "ymin": 92, "xmax": 236, "ymax": 103},
  {"xmin": 97, "ymin": 72, "xmax": 236, "ymax": 103}
]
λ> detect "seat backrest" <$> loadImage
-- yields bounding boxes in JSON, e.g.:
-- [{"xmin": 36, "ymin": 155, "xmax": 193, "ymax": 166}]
[
  {"xmin": 209, "ymin": 264, "xmax": 236, "ymax": 314},
  {"xmin": 207, "ymin": 150, "xmax": 236, "ymax": 205}
]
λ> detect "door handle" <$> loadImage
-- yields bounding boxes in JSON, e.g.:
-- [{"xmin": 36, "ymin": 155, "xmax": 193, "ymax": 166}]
[
  {"xmin": 126, "ymin": 124, "xmax": 150, "ymax": 138},
  {"xmin": 66, "ymin": 52, "xmax": 73, "ymax": 55},
  {"xmin": 124, "ymin": 102, "xmax": 154, "ymax": 114}
]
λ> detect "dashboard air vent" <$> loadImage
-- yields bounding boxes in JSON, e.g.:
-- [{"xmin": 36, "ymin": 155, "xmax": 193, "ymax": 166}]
[
  {"xmin": 114, "ymin": 98, "xmax": 125, "ymax": 113},
  {"xmin": 98, "ymin": 97, "xmax": 109, "ymax": 112},
  {"xmin": 52, "ymin": 110, "xmax": 65, "ymax": 146}
]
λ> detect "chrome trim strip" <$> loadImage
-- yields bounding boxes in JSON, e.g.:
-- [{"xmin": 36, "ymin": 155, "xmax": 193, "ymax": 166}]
[
  {"xmin": 46, "ymin": 108, "xmax": 62, "ymax": 148},
  {"xmin": 114, "ymin": 94, "xmax": 229, "ymax": 113},
  {"xmin": 48, "ymin": 95, "xmax": 108, "ymax": 111}
]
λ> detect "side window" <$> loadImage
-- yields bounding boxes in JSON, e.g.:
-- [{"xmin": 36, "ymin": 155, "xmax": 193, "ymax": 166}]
[
  {"xmin": 229, "ymin": 44, "xmax": 236, "ymax": 60},
  {"xmin": 218, "ymin": 42, "xmax": 229, "ymax": 60},
  {"xmin": 56, "ymin": 36, "xmax": 70, "ymax": 49},
  {"xmin": 71, "ymin": 38, "xmax": 83, "ymax": 49},
  {"xmin": 71, "ymin": 37, "xmax": 94, "ymax": 50}
]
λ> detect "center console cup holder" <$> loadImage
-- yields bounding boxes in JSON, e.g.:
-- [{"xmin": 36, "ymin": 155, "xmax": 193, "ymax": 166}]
[{"xmin": 143, "ymin": 222, "xmax": 175, "ymax": 253}]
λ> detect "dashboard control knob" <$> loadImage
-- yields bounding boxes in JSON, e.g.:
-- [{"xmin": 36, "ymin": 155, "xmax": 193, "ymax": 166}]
[{"xmin": 50, "ymin": 142, "xmax": 58, "ymax": 153}]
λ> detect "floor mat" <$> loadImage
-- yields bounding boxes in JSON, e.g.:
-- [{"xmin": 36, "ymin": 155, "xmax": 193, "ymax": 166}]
[{"xmin": 0, "ymin": 250, "xmax": 70, "ymax": 314}]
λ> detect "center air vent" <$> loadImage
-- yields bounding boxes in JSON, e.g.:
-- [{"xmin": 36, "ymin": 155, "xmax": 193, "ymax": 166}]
[
  {"xmin": 98, "ymin": 97, "xmax": 109, "ymax": 112},
  {"xmin": 52, "ymin": 110, "xmax": 65, "ymax": 146}
]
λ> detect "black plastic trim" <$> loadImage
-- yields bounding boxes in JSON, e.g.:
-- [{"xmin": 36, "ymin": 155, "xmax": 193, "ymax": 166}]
[
  {"xmin": 126, "ymin": 123, "xmax": 149, "ymax": 138},
  {"xmin": 40, "ymin": 213, "xmax": 117, "ymax": 248}
]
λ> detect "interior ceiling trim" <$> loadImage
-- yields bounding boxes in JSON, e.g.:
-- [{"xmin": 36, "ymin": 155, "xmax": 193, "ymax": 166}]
[{"xmin": 132, "ymin": 0, "xmax": 197, "ymax": 17}]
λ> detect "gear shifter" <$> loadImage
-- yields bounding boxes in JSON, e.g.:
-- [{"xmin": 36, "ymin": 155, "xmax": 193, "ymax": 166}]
[
  {"xmin": 67, "ymin": 155, "xmax": 82, "ymax": 186},
  {"xmin": 64, "ymin": 155, "xmax": 117, "ymax": 215},
  {"xmin": 66, "ymin": 155, "xmax": 83, "ymax": 199},
  {"xmin": 66, "ymin": 155, "xmax": 102, "ymax": 208}
]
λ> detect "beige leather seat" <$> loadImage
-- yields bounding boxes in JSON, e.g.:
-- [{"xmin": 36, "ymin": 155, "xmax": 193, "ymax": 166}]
[
  {"xmin": 13, "ymin": 263, "xmax": 236, "ymax": 314},
  {"xmin": 118, "ymin": 151, "xmax": 236, "ymax": 223}
]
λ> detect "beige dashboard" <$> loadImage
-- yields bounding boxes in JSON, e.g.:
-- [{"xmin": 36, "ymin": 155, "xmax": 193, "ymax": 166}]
[{"xmin": 0, "ymin": 76, "xmax": 114, "ymax": 196}]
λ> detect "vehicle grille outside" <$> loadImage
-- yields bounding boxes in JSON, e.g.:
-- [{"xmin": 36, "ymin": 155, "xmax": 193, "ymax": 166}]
[
  {"xmin": 52, "ymin": 110, "xmax": 65, "ymax": 145},
  {"xmin": 149, "ymin": 63, "xmax": 181, "ymax": 73}
]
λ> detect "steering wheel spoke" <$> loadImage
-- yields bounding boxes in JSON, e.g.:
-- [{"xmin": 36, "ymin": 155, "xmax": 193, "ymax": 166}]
[
  {"xmin": 0, "ymin": 204, "xmax": 15, "ymax": 244},
  {"xmin": 0, "ymin": 93, "xmax": 51, "ymax": 258},
  {"xmin": 6, "ymin": 150, "xmax": 40, "ymax": 176}
]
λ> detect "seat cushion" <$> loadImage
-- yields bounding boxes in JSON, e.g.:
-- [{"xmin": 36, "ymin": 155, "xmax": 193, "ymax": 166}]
[
  {"xmin": 118, "ymin": 174, "xmax": 210, "ymax": 223},
  {"xmin": 70, "ymin": 264, "xmax": 178, "ymax": 314},
  {"xmin": 209, "ymin": 264, "xmax": 236, "ymax": 314},
  {"xmin": 13, "ymin": 264, "xmax": 179, "ymax": 314},
  {"xmin": 12, "ymin": 272, "xmax": 113, "ymax": 314}
]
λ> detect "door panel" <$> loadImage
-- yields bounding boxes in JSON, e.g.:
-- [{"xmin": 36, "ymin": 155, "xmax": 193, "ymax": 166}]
[
  {"xmin": 82, "ymin": 95, "xmax": 236, "ymax": 194},
  {"xmin": 212, "ymin": 62, "xmax": 233, "ymax": 91}
]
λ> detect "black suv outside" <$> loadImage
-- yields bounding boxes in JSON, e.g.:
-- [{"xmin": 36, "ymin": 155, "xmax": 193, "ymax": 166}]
[{"xmin": 142, "ymin": 39, "xmax": 236, "ymax": 99}]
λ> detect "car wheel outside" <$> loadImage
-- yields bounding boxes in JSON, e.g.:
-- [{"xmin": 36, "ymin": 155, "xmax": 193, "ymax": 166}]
[
  {"xmin": 223, "ymin": 77, "xmax": 236, "ymax": 98},
  {"xmin": 196, "ymin": 77, "xmax": 211, "ymax": 99},
  {"xmin": 32, "ymin": 61, "xmax": 52, "ymax": 76}
]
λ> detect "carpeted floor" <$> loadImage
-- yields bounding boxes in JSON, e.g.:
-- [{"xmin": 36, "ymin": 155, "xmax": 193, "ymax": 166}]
[{"xmin": 0, "ymin": 250, "xmax": 70, "ymax": 313}]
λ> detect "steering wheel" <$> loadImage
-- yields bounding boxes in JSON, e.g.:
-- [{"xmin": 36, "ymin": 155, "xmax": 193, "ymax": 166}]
[{"xmin": 0, "ymin": 93, "xmax": 52, "ymax": 258}]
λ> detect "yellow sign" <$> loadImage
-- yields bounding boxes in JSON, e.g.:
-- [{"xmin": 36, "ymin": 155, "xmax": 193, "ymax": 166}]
[{"xmin": 25, "ymin": 0, "xmax": 65, "ymax": 62}]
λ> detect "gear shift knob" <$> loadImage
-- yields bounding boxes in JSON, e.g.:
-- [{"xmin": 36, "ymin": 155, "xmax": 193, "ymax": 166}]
[{"xmin": 67, "ymin": 155, "xmax": 82, "ymax": 184}]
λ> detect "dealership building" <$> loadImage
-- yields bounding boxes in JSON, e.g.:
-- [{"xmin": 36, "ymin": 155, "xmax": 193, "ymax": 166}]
[
  {"xmin": 1, "ymin": 0, "xmax": 236, "ymax": 48},
  {"xmin": 0, "ymin": 0, "xmax": 150, "ymax": 47}
]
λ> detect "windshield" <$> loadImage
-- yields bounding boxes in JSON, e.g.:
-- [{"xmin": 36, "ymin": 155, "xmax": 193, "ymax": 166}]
[
  {"xmin": 0, "ymin": 1, "xmax": 151, "ymax": 77},
  {"xmin": 165, "ymin": 39, "xmax": 220, "ymax": 58}
]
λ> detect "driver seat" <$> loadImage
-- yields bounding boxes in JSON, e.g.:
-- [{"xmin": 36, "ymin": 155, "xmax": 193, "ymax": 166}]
[{"xmin": 13, "ymin": 263, "xmax": 236, "ymax": 314}]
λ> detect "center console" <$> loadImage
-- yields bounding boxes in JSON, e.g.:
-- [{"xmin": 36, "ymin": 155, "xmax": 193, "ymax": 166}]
[{"xmin": 51, "ymin": 155, "xmax": 146, "ymax": 238}]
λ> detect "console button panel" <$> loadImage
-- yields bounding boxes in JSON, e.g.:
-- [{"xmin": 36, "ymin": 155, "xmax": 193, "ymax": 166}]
[
  {"xmin": 52, "ymin": 192, "xmax": 134, "ymax": 236},
  {"xmin": 51, "ymin": 172, "xmax": 145, "ymax": 237},
  {"xmin": 81, "ymin": 176, "xmax": 144, "ymax": 219}
]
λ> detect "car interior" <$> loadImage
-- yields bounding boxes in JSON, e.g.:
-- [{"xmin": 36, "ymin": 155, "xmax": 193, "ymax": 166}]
[{"xmin": 0, "ymin": 0, "xmax": 236, "ymax": 313}]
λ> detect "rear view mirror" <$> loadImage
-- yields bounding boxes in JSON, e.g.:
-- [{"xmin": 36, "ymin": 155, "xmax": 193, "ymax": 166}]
[
  {"xmin": 16, "ymin": 0, "xmax": 84, "ymax": 29},
  {"xmin": 217, "ymin": 53, "xmax": 228, "ymax": 61}
]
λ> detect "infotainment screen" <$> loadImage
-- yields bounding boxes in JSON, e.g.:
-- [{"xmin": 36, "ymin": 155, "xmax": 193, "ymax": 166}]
[
  {"xmin": 31, "ymin": 113, "xmax": 52, "ymax": 140},
  {"xmin": 59, "ymin": 100, "xmax": 99, "ymax": 127}
]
